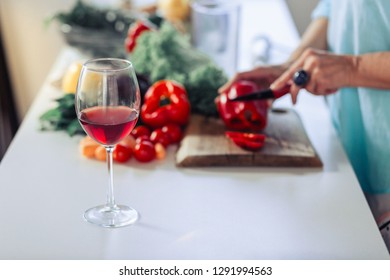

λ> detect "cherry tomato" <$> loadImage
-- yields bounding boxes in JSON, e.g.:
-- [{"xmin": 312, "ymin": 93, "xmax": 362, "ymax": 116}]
[
  {"xmin": 118, "ymin": 135, "xmax": 136, "ymax": 150},
  {"xmin": 135, "ymin": 135, "xmax": 150, "ymax": 144},
  {"xmin": 134, "ymin": 140, "xmax": 156, "ymax": 162},
  {"xmin": 113, "ymin": 144, "xmax": 132, "ymax": 163},
  {"xmin": 131, "ymin": 125, "xmax": 151, "ymax": 139},
  {"xmin": 150, "ymin": 128, "xmax": 171, "ymax": 147},
  {"xmin": 161, "ymin": 123, "xmax": 182, "ymax": 143}
]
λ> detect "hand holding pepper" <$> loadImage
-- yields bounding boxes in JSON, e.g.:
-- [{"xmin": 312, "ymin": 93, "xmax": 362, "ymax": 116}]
[
  {"xmin": 216, "ymin": 80, "xmax": 269, "ymax": 131},
  {"xmin": 218, "ymin": 64, "xmax": 287, "ymax": 95}
]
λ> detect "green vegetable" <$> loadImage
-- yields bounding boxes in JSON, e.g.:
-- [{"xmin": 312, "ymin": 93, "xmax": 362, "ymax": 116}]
[
  {"xmin": 47, "ymin": 0, "xmax": 135, "ymax": 36},
  {"xmin": 186, "ymin": 64, "xmax": 230, "ymax": 116},
  {"xmin": 39, "ymin": 94, "xmax": 84, "ymax": 136},
  {"xmin": 131, "ymin": 22, "xmax": 228, "ymax": 116}
]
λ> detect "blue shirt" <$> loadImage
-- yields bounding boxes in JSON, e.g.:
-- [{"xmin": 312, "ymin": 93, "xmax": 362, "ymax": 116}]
[{"xmin": 312, "ymin": 0, "xmax": 390, "ymax": 194}]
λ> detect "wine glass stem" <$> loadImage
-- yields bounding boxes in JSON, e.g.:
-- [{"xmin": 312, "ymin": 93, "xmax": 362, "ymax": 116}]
[{"xmin": 105, "ymin": 146, "xmax": 116, "ymax": 208}]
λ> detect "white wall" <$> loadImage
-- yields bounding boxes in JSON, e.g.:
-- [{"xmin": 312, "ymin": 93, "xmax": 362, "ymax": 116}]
[
  {"xmin": 0, "ymin": 0, "xmax": 73, "ymax": 120},
  {"xmin": 0, "ymin": 0, "xmax": 318, "ymax": 120},
  {"xmin": 285, "ymin": 0, "xmax": 319, "ymax": 35}
]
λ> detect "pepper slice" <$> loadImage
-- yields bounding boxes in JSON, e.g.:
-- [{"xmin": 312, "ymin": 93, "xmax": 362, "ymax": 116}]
[
  {"xmin": 125, "ymin": 20, "xmax": 154, "ymax": 53},
  {"xmin": 225, "ymin": 131, "xmax": 266, "ymax": 151},
  {"xmin": 141, "ymin": 80, "xmax": 191, "ymax": 128},
  {"xmin": 216, "ymin": 80, "xmax": 269, "ymax": 131}
]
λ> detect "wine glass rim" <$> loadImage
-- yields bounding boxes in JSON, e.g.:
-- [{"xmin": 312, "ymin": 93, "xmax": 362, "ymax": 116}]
[{"xmin": 83, "ymin": 58, "xmax": 134, "ymax": 72}]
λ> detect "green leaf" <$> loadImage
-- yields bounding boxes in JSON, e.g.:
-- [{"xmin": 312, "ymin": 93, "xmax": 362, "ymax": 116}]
[
  {"xmin": 56, "ymin": 93, "xmax": 76, "ymax": 108},
  {"xmin": 39, "ymin": 93, "xmax": 79, "ymax": 136},
  {"xmin": 40, "ymin": 108, "xmax": 62, "ymax": 122},
  {"xmin": 66, "ymin": 119, "xmax": 85, "ymax": 136}
]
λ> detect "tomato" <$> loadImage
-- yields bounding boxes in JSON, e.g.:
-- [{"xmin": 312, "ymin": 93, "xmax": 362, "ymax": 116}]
[
  {"xmin": 135, "ymin": 135, "xmax": 150, "ymax": 144},
  {"xmin": 225, "ymin": 131, "xmax": 266, "ymax": 151},
  {"xmin": 131, "ymin": 125, "xmax": 151, "ymax": 139},
  {"xmin": 118, "ymin": 135, "xmax": 136, "ymax": 150},
  {"xmin": 150, "ymin": 128, "xmax": 171, "ymax": 147},
  {"xmin": 161, "ymin": 123, "xmax": 182, "ymax": 143},
  {"xmin": 113, "ymin": 144, "xmax": 132, "ymax": 163},
  {"xmin": 133, "ymin": 140, "xmax": 156, "ymax": 162}
]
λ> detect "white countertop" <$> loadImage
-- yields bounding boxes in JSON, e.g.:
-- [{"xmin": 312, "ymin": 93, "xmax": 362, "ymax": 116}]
[{"xmin": 0, "ymin": 0, "xmax": 388, "ymax": 260}]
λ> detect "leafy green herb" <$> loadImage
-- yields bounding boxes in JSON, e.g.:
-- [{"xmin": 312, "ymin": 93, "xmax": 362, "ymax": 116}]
[
  {"xmin": 67, "ymin": 119, "xmax": 85, "ymax": 136},
  {"xmin": 186, "ymin": 63, "xmax": 228, "ymax": 116},
  {"xmin": 47, "ymin": 0, "xmax": 135, "ymax": 36},
  {"xmin": 39, "ymin": 94, "xmax": 84, "ymax": 136}
]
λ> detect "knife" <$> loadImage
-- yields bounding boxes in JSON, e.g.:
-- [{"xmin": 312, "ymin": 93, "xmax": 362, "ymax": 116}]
[
  {"xmin": 229, "ymin": 84, "xmax": 290, "ymax": 102},
  {"xmin": 229, "ymin": 69, "xmax": 310, "ymax": 102}
]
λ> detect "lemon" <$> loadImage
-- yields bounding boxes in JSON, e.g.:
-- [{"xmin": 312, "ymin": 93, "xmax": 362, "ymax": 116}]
[
  {"xmin": 158, "ymin": 0, "xmax": 190, "ymax": 22},
  {"xmin": 61, "ymin": 61, "xmax": 83, "ymax": 94}
]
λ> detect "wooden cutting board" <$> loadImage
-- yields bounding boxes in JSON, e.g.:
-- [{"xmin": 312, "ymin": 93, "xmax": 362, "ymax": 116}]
[{"xmin": 175, "ymin": 108, "xmax": 322, "ymax": 167}]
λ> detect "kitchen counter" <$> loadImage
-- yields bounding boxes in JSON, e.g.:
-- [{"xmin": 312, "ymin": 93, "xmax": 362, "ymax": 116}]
[{"xmin": 0, "ymin": 0, "xmax": 388, "ymax": 259}]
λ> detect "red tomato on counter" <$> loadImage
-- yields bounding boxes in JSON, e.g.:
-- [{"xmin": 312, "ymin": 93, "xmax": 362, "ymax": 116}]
[
  {"xmin": 161, "ymin": 123, "xmax": 182, "ymax": 143},
  {"xmin": 113, "ymin": 144, "xmax": 132, "ymax": 163},
  {"xmin": 131, "ymin": 125, "xmax": 151, "ymax": 139},
  {"xmin": 133, "ymin": 140, "xmax": 156, "ymax": 162},
  {"xmin": 150, "ymin": 128, "xmax": 171, "ymax": 147}
]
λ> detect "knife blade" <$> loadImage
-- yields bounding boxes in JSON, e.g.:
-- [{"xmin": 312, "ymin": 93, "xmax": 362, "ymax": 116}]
[{"xmin": 229, "ymin": 84, "xmax": 290, "ymax": 102}]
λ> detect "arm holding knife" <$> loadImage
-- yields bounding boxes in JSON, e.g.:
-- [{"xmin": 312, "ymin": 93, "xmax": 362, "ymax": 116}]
[
  {"xmin": 219, "ymin": 0, "xmax": 390, "ymax": 252},
  {"xmin": 220, "ymin": 17, "xmax": 390, "ymax": 104},
  {"xmin": 270, "ymin": 40, "xmax": 390, "ymax": 104},
  {"xmin": 218, "ymin": 16, "xmax": 330, "ymax": 101}
]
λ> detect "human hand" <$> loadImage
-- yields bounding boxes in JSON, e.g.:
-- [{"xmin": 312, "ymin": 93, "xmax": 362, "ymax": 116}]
[
  {"xmin": 270, "ymin": 48, "xmax": 355, "ymax": 104},
  {"xmin": 218, "ymin": 64, "xmax": 287, "ymax": 94}
]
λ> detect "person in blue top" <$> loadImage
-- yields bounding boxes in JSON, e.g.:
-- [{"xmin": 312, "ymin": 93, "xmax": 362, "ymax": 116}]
[{"xmin": 220, "ymin": 0, "xmax": 390, "ymax": 252}]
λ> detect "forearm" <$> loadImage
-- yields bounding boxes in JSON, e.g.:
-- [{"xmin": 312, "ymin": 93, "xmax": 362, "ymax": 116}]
[
  {"xmin": 285, "ymin": 17, "xmax": 329, "ymax": 65},
  {"xmin": 218, "ymin": 17, "xmax": 329, "ymax": 93},
  {"xmin": 350, "ymin": 52, "xmax": 390, "ymax": 89}
]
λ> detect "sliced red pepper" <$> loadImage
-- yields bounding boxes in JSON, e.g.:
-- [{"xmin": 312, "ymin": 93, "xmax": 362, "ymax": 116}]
[
  {"xmin": 125, "ymin": 20, "xmax": 154, "ymax": 53},
  {"xmin": 141, "ymin": 80, "xmax": 191, "ymax": 128},
  {"xmin": 225, "ymin": 131, "xmax": 266, "ymax": 151},
  {"xmin": 216, "ymin": 80, "xmax": 269, "ymax": 131}
]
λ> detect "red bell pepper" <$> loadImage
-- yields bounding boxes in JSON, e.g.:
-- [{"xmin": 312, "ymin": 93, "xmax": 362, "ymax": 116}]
[
  {"xmin": 225, "ymin": 131, "xmax": 266, "ymax": 151},
  {"xmin": 125, "ymin": 20, "xmax": 154, "ymax": 53},
  {"xmin": 141, "ymin": 80, "xmax": 191, "ymax": 128},
  {"xmin": 216, "ymin": 80, "xmax": 269, "ymax": 131}
]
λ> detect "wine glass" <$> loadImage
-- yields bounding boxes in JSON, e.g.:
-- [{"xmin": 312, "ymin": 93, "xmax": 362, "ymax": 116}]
[{"xmin": 75, "ymin": 58, "xmax": 141, "ymax": 228}]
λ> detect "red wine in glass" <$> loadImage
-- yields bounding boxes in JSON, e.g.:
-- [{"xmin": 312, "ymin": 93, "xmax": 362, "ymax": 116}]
[
  {"xmin": 79, "ymin": 106, "xmax": 138, "ymax": 146},
  {"xmin": 75, "ymin": 58, "xmax": 141, "ymax": 228}
]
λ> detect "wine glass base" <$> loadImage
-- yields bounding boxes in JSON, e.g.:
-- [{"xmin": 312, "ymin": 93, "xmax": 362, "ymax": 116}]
[{"xmin": 84, "ymin": 204, "xmax": 138, "ymax": 228}]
